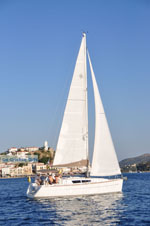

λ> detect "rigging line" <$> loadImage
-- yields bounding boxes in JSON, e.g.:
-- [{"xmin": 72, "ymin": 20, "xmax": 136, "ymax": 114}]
[{"xmin": 86, "ymin": 48, "xmax": 95, "ymax": 164}]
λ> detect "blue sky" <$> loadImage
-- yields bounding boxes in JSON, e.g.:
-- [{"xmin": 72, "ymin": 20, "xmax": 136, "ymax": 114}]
[{"xmin": 0, "ymin": 0, "xmax": 150, "ymax": 160}]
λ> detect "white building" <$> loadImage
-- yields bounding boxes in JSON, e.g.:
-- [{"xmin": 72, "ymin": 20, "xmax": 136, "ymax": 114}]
[
  {"xmin": 0, "ymin": 163, "xmax": 7, "ymax": 170},
  {"xmin": 44, "ymin": 141, "xmax": 48, "ymax": 151},
  {"xmin": 33, "ymin": 162, "xmax": 47, "ymax": 172},
  {"xmin": 2, "ymin": 167, "xmax": 10, "ymax": 177},
  {"xmin": 16, "ymin": 151, "xmax": 28, "ymax": 157},
  {"xmin": 25, "ymin": 147, "xmax": 39, "ymax": 152},
  {"xmin": 2, "ymin": 164, "xmax": 33, "ymax": 177},
  {"xmin": 8, "ymin": 147, "xmax": 18, "ymax": 153}
]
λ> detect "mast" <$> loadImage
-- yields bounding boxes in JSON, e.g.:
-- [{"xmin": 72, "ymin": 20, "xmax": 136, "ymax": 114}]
[{"xmin": 83, "ymin": 32, "xmax": 89, "ymax": 177}]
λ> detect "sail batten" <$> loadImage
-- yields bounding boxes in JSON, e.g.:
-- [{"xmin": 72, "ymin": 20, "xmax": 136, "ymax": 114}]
[{"xmin": 87, "ymin": 51, "xmax": 121, "ymax": 176}]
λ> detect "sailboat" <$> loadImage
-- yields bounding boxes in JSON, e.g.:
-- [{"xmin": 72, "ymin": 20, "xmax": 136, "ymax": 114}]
[{"xmin": 27, "ymin": 33, "xmax": 123, "ymax": 198}]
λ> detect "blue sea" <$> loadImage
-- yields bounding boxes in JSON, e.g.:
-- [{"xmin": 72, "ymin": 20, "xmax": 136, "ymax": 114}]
[{"xmin": 0, "ymin": 173, "xmax": 150, "ymax": 225}]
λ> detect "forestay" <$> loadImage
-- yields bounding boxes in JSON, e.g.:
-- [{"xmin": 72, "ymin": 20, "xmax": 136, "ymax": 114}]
[{"xmin": 53, "ymin": 34, "xmax": 88, "ymax": 166}]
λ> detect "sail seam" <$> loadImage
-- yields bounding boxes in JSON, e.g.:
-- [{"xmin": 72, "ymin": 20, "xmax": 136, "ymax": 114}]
[{"xmin": 68, "ymin": 99, "xmax": 85, "ymax": 101}]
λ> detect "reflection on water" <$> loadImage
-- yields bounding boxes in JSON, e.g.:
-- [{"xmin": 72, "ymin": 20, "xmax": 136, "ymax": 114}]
[
  {"xmin": 1, "ymin": 174, "xmax": 150, "ymax": 225},
  {"xmin": 35, "ymin": 193, "xmax": 123, "ymax": 225}
]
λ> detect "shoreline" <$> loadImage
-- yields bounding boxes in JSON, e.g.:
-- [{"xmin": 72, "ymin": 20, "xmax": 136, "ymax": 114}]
[
  {"xmin": 0, "ymin": 175, "xmax": 35, "ymax": 179},
  {"xmin": 1, "ymin": 171, "xmax": 150, "ymax": 179}
]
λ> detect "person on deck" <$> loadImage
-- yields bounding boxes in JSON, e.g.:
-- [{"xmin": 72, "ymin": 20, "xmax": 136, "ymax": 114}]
[
  {"xmin": 48, "ymin": 174, "xmax": 53, "ymax": 184},
  {"xmin": 45, "ymin": 174, "xmax": 49, "ymax": 185},
  {"xmin": 52, "ymin": 173, "xmax": 56, "ymax": 183},
  {"xmin": 35, "ymin": 174, "xmax": 41, "ymax": 186}
]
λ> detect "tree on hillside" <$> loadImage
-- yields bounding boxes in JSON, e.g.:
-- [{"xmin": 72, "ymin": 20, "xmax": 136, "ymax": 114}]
[{"xmin": 39, "ymin": 156, "xmax": 50, "ymax": 164}]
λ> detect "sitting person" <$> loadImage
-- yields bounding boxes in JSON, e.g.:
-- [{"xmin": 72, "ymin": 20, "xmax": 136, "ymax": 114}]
[
  {"xmin": 35, "ymin": 174, "xmax": 42, "ymax": 186},
  {"xmin": 55, "ymin": 174, "xmax": 60, "ymax": 184},
  {"xmin": 48, "ymin": 174, "xmax": 53, "ymax": 185},
  {"xmin": 45, "ymin": 174, "xmax": 49, "ymax": 185},
  {"xmin": 52, "ymin": 173, "xmax": 56, "ymax": 183}
]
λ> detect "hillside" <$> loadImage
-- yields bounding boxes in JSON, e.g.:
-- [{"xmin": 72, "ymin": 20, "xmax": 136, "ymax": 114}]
[
  {"xmin": 0, "ymin": 148, "xmax": 55, "ymax": 165},
  {"xmin": 33, "ymin": 148, "xmax": 55, "ymax": 164},
  {"xmin": 119, "ymin": 153, "xmax": 150, "ymax": 167},
  {"xmin": 119, "ymin": 153, "xmax": 150, "ymax": 172}
]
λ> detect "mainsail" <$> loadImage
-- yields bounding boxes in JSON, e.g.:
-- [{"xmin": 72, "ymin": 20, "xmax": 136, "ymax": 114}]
[
  {"xmin": 88, "ymin": 52, "xmax": 121, "ymax": 176},
  {"xmin": 53, "ymin": 33, "xmax": 88, "ymax": 166}
]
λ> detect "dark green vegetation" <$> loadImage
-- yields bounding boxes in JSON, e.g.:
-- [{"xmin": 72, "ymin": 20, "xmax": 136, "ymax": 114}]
[
  {"xmin": 119, "ymin": 153, "xmax": 150, "ymax": 172},
  {"xmin": 34, "ymin": 148, "xmax": 55, "ymax": 164}
]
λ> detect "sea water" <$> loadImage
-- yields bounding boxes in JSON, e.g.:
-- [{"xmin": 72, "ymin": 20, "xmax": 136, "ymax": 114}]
[{"xmin": 0, "ymin": 173, "xmax": 150, "ymax": 225}]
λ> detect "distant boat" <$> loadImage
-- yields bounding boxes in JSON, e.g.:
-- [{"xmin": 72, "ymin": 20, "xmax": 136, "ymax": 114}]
[{"xmin": 27, "ymin": 33, "xmax": 123, "ymax": 198}]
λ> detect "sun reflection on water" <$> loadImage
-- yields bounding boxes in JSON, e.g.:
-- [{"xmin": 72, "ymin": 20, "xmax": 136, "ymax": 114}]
[{"xmin": 35, "ymin": 193, "xmax": 124, "ymax": 225}]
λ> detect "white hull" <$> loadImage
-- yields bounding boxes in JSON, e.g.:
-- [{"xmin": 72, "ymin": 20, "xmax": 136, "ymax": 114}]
[{"xmin": 27, "ymin": 177, "xmax": 123, "ymax": 198}]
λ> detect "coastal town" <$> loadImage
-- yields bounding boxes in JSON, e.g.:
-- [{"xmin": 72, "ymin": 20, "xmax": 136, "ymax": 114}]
[
  {"xmin": 0, "ymin": 141, "xmax": 87, "ymax": 178},
  {"xmin": 0, "ymin": 141, "xmax": 53, "ymax": 178}
]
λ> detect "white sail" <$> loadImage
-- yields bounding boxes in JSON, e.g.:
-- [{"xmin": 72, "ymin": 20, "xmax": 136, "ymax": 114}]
[
  {"xmin": 53, "ymin": 33, "xmax": 88, "ymax": 166},
  {"xmin": 88, "ymin": 52, "xmax": 121, "ymax": 176}
]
